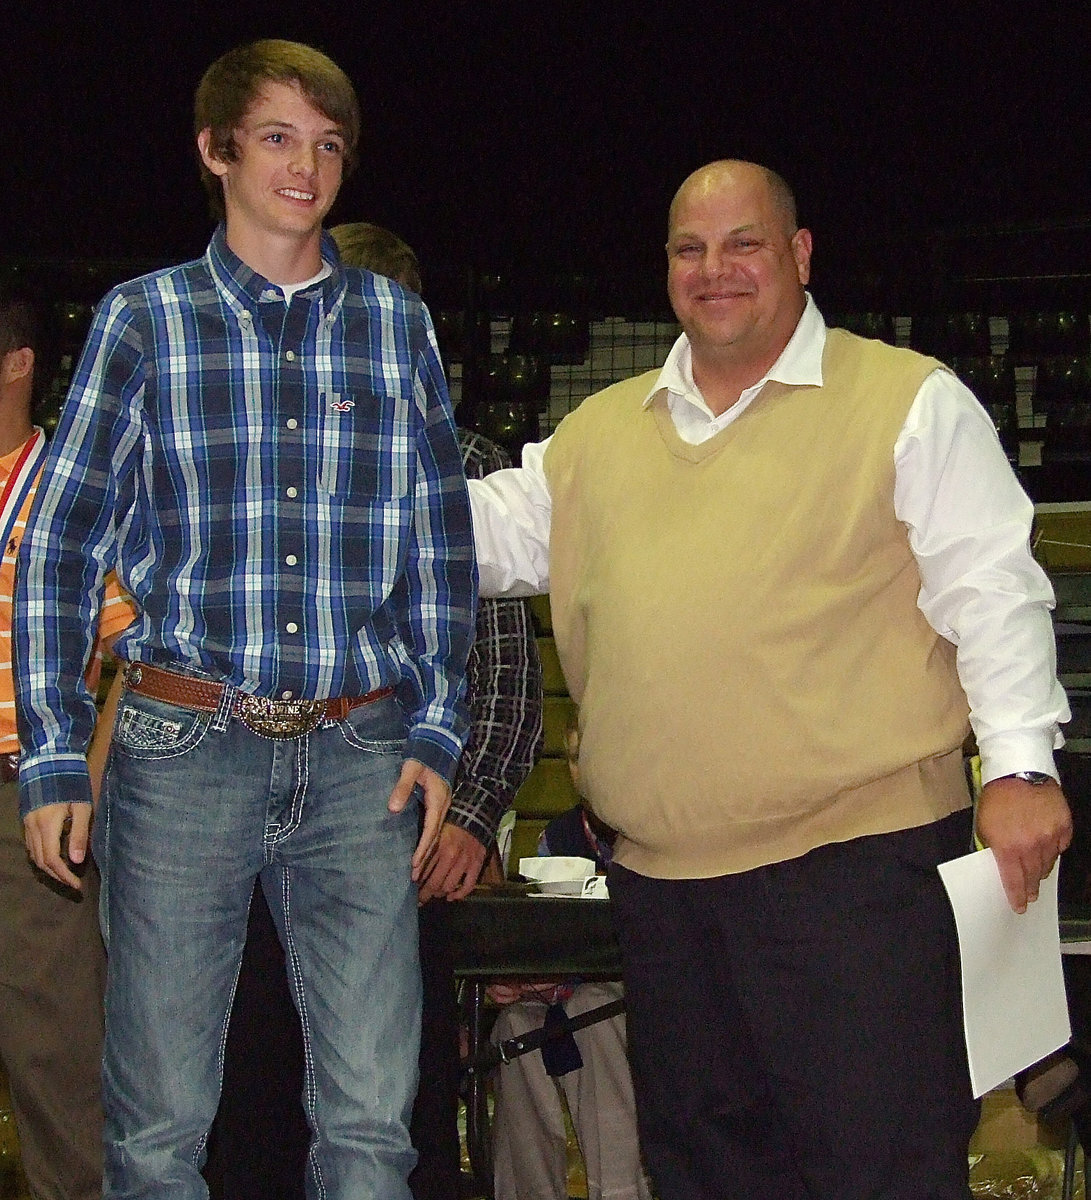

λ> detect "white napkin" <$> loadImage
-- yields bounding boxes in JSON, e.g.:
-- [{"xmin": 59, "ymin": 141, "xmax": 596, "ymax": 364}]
[{"xmin": 518, "ymin": 855, "xmax": 596, "ymax": 883}]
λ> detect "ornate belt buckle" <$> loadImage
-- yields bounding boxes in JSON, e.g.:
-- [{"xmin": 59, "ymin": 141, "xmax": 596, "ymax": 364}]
[{"xmin": 235, "ymin": 695, "xmax": 327, "ymax": 739}]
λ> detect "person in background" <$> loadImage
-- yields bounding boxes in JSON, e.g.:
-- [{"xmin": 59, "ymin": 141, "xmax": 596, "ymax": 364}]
[
  {"xmin": 205, "ymin": 221, "xmax": 543, "ymax": 1200},
  {"xmin": 14, "ymin": 41, "xmax": 476, "ymax": 1200},
  {"xmin": 0, "ymin": 290, "xmax": 136, "ymax": 1200},
  {"xmin": 489, "ymin": 721, "xmax": 650, "ymax": 1200},
  {"xmin": 468, "ymin": 158, "xmax": 1072, "ymax": 1199}
]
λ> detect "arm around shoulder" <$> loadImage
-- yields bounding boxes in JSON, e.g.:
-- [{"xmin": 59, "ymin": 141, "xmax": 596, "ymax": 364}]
[{"xmin": 468, "ymin": 436, "xmax": 554, "ymax": 598}]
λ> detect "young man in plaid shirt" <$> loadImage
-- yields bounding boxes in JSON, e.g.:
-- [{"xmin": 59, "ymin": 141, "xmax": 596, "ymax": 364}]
[{"xmin": 14, "ymin": 41, "xmax": 476, "ymax": 1200}]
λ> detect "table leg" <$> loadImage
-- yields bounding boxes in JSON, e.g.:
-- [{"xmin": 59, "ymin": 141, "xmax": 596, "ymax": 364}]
[{"xmin": 463, "ymin": 980, "xmax": 494, "ymax": 1199}]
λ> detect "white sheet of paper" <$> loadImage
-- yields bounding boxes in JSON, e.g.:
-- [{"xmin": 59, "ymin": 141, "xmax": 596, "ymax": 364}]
[{"xmin": 938, "ymin": 848, "xmax": 1069, "ymax": 1098}]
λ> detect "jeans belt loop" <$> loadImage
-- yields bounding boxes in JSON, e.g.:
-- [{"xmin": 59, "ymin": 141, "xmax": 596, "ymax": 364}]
[{"xmin": 211, "ymin": 681, "xmax": 236, "ymax": 733}]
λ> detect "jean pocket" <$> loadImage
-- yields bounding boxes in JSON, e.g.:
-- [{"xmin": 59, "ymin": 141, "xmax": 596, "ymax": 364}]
[
  {"xmin": 337, "ymin": 694, "xmax": 408, "ymax": 754},
  {"xmin": 114, "ymin": 693, "xmax": 211, "ymax": 761}
]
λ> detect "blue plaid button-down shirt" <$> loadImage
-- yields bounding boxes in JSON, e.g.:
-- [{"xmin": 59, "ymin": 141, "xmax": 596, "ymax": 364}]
[{"xmin": 14, "ymin": 226, "xmax": 476, "ymax": 814}]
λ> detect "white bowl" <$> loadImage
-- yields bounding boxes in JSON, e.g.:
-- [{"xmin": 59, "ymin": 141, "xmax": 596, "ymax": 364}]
[{"xmin": 519, "ymin": 855, "xmax": 596, "ymax": 883}]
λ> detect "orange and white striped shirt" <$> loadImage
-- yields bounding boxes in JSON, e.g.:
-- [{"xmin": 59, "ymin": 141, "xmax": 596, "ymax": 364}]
[{"xmin": 1, "ymin": 434, "xmax": 137, "ymax": 753}]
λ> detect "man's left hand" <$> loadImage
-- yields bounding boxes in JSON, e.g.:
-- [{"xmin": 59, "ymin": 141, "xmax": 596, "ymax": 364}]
[
  {"xmin": 417, "ymin": 823, "xmax": 488, "ymax": 904},
  {"xmin": 388, "ymin": 759, "xmax": 452, "ymax": 881},
  {"xmin": 976, "ymin": 775, "xmax": 1073, "ymax": 914}
]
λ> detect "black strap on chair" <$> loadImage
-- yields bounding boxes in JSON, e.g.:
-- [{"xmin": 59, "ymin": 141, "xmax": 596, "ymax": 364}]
[{"xmin": 463, "ymin": 995, "xmax": 626, "ymax": 1074}]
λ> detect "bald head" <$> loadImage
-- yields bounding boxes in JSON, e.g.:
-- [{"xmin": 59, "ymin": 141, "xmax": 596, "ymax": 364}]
[
  {"xmin": 664, "ymin": 159, "xmax": 812, "ymax": 410},
  {"xmin": 669, "ymin": 160, "xmax": 798, "ymax": 241}
]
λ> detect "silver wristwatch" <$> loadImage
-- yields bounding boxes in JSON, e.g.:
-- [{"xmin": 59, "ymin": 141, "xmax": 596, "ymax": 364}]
[{"xmin": 1006, "ymin": 771, "xmax": 1053, "ymax": 786}]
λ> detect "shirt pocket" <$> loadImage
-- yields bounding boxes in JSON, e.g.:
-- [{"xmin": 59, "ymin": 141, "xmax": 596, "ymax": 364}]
[{"xmin": 316, "ymin": 390, "xmax": 412, "ymax": 500}]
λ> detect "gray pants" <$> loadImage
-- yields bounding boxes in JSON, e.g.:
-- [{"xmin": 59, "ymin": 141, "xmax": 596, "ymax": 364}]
[
  {"xmin": 490, "ymin": 982, "xmax": 651, "ymax": 1200},
  {"xmin": 1, "ymin": 779, "xmax": 105, "ymax": 1200}
]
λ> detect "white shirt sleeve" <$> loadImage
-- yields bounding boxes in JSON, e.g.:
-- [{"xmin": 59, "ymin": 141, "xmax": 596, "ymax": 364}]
[
  {"xmin": 468, "ymin": 436, "xmax": 554, "ymax": 598},
  {"xmin": 893, "ymin": 369, "xmax": 1069, "ymax": 783}
]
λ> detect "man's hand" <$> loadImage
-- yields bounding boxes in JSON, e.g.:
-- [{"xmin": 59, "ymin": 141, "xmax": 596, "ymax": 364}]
[
  {"xmin": 388, "ymin": 759, "xmax": 452, "ymax": 881},
  {"xmin": 976, "ymin": 776, "xmax": 1073, "ymax": 913},
  {"xmin": 23, "ymin": 802, "xmax": 93, "ymax": 891},
  {"xmin": 417, "ymin": 823, "xmax": 488, "ymax": 904},
  {"xmin": 486, "ymin": 980, "xmax": 565, "ymax": 1006}
]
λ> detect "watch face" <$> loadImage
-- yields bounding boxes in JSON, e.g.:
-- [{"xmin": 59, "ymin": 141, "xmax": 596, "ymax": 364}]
[{"xmin": 1014, "ymin": 771, "xmax": 1052, "ymax": 786}]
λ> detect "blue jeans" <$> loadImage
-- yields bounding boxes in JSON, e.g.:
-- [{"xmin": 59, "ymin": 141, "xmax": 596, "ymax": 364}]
[{"xmin": 93, "ymin": 688, "xmax": 421, "ymax": 1200}]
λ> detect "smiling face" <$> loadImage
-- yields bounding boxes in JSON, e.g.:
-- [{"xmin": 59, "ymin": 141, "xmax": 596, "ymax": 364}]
[
  {"xmin": 198, "ymin": 80, "xmax": 346, "ymax": 277},
  {"xmin": 667, "ymin": 162, "xmax": 812, "ymax": 388}
]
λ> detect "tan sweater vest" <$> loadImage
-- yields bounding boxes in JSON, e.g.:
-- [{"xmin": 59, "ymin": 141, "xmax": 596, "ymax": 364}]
[{"xmin": 544, "ymin": 329, "xmax": 973, "ymax": 878}]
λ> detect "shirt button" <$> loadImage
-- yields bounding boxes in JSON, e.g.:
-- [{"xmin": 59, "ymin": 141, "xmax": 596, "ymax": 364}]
[
  {"xmin": 285, "ymin": 554, "xmax": 298, "ymax": 566},
  {"xmin": 285, "ymin": 622, "xmax": 299, "ymax": 634},
  {"xmin": 239, "ymin": 312, "xmax": 252, "ymax": 325},
  {"xmin": 286, "ymin": 418, "xmax": 298, "ymax": 430},
  {"xmin": 285, "ymin": 350, "xmax": 297, "ymax": 362},
  {"xmin": 286, "ymin": 486, "xmax": 298, "ymax": 498},
  {"xmin": 281, "ymin": 690, "xmax": 294, "ymax": 700}
]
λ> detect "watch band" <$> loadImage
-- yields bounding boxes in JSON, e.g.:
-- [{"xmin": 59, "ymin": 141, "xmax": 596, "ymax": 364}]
[{"xmin": 1007, "ymin": 771, "xmax": 1053, "ymax": 786}]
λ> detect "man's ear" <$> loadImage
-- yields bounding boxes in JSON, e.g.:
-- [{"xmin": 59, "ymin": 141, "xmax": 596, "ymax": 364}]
[
  {"xmin": 791, "ymin": 228, "xmax": 813, "ymax": 286},
  {"xmin": 1, "ymin": 346, "xmax": 34, "ymax": 386},
  {"xmin": 197, "ymin": 128, "xmax": 229, "ymax": 178}
]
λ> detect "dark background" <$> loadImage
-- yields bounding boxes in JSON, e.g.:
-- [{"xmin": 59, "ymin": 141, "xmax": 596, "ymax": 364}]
[{"xmin": 6, "ymin": 3, "xmax": 1089, "ymax": 297}]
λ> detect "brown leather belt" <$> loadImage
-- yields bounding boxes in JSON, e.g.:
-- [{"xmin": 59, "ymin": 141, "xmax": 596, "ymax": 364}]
[
  {"xmin": 123, "ymin": 663, "xmax": 394, "ymax": 740},
  {"xmin": 0, "ymin": 752, "xmax": 19, "ymax": 785}
]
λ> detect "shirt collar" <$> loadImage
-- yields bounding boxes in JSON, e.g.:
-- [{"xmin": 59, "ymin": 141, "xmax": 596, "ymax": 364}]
[
  {"xmin": 643, "ymin": 292, "xmax": 826, "ymax": 412},
  {"xmin": 205, "ymin": 224, "xmax": 347, "ymax": 320},
  {"xmin": 0, "ymin": 428, "xmax": 43, "ymax": 478}
]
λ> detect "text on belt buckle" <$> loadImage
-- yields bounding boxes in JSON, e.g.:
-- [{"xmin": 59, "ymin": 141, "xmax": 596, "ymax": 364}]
[{"xmin": 235, "ymin": 694, "xmax": 327, "ymax": 739}]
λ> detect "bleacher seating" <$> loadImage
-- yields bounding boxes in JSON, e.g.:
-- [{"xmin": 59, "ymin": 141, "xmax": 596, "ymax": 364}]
[
  {"xmin": 1055, "ymin": 573, "xmax": 1091, "ymax": 930},
  {"xmin": 950, "ymin": 353, "xmax": 1021, "ymax": 462},
  {"xmin": 1037, "ymin": 356, "xmax": 1091, "ymax": 465},
  {"xmin": 506, "ymin": 594, "xmax": 579, "ymax": 873}
]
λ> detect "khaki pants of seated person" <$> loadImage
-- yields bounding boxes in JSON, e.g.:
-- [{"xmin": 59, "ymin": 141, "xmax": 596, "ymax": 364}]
[
  {"xmin": 0, "ymin": 778, "xmax": 106, "ymax": 1200},
  {"xmin": 491, "ymin": 981, "xmax": 652, "ymax": 1200}
]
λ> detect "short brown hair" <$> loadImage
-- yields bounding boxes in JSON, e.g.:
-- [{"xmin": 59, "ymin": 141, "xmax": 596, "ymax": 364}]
[
  {"xmin": 0, "ymin": 290, "xmax": 53, "ymax": 411},
  {"xmin": 0, "ymin": 293, "xmax": 37, "ymax": 361},
  {"xmin": 194, "ymin": 39, "xmax": 361, "ymax": 220},
  {"xmin": 329, "ymin": 223, "xmax": 422, "ymax": 294}
]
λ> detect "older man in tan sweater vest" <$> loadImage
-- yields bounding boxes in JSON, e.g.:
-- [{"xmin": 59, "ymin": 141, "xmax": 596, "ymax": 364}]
[{"xmin": 470, "ymin": 160, "xmax": 1072, "ymax": 1200}]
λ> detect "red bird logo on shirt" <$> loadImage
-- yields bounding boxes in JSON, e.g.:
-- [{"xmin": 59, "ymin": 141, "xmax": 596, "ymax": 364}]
[{"xmin": 329, "ymin": 397, "xmax": 355, "ymax": 412}]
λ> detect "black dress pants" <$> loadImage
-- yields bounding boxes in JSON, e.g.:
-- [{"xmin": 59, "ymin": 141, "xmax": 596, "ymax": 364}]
[{"xmin": 609, "ymin": 810, "xmax": 980, "ymax": 1200}]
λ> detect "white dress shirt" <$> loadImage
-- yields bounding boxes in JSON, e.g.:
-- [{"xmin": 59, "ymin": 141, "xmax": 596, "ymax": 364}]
[{"xmin": 469, "ymin": 296, "xmax": 1069, "ymax": 784}]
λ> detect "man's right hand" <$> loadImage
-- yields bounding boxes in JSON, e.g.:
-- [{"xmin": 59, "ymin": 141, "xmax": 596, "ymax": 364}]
[
  {"xmin": 417, "ymin": 823, "xmax": 489, "ymax": 904},
  {"xmin": 24, "ymin": 801, "xmax": 92, "ymax": 890}
]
